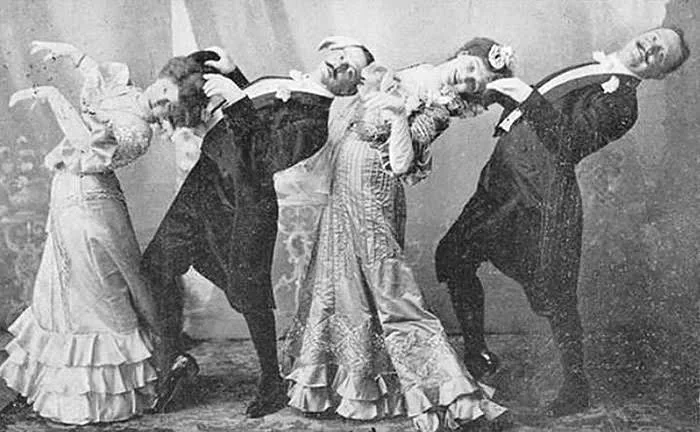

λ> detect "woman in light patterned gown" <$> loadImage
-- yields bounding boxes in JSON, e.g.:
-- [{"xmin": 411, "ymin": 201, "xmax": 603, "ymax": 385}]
[
  {"xmin": 283, "ymin": 38, "xmax": 515, "ymax": 431},
  {"xmin": 0, "ymin": 41, "xmax": 176, "ymax": 425}
]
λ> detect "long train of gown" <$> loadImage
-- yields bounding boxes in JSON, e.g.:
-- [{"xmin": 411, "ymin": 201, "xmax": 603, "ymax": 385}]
[
  {"xmin": 283, "ymin": 98, "xmax": 506, "ymax": 432},
  {"xmin": 0, "ymin": 170, "xmax": 157, "ymax": 424}
]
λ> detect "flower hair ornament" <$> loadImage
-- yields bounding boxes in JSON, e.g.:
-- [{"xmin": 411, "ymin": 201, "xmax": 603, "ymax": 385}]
[{"xmin": 488, "ymin": 44, "xmax": 515, "ymax": 71}]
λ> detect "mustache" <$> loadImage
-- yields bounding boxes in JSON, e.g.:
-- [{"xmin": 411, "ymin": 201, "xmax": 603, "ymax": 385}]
[
  {"xmin": 167, "ymin": 102, "xmax": 200, "ymax": 129},
  {"xmin": 646, "ymin": 45, "xmax": 661, "ymax": 64},
  {"xmin": 636, "ymin": 41, "xmax": 661, "ymax": 64},
  {"xmin": 326, "ymin": 62, "xmax": 351, "ymax": 79}
]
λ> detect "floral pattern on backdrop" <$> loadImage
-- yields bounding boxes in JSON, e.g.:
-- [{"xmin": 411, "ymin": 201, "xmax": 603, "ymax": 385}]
[{"xmin": 0, "ymin": 136, "xmax": 51, "ymax": 327}]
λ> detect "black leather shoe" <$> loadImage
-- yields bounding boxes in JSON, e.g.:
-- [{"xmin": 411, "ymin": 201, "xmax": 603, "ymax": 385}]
[
  {"xmin": 0, "ymin": 395, "xmax": 30, "ymax": 416},
  {"xmin": 464, "ymin": 350, "xmax": 501, "ymax": 381},
  {"xmin": 303, "ymin": 407, "xmax": 337, "ymax": 419},
  {"xmin": 544, "ymin": 374, "xmax": 590, "ymax": 417},
  {"xmin": 149, "ymin": 353, "xmax": 199, "ymax": 414},
  {"xmin": 245, "ymin": 376, "xmax": 288, "ymax": 418},
  {"xmin": 459, "ymin": 411, "xmax": 516, "ymax": 432}
]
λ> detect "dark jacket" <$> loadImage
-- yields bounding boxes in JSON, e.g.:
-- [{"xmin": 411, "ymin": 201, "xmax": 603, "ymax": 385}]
[
  {"xmin": 436, "ymin": 63, "xmax": 640, "ymax": 306},
  {"xmin": 142, "ymin": 69, "xmax": 333, "ymax": 315}
]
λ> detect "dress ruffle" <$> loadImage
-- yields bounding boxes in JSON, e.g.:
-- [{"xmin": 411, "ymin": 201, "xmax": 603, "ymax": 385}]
[
  {"xmin": 286, "ymin": 364, "xmax": 335, "ymax": 413},
  {"xmin": 287, "ymin": 364, "xmax": 404, "ymax": 420},
  {"xmin": 283, "ymin": 87, "xmax": 508, "ymax": 431},
  {"xmin": 287, "ymin": 363, "xmax": 505, "ymax": 431},
  {"xmin": 5, "ymin": 308, "xmax": 152, "ymax": 367},
  {"xmin": 408, "ymin": 377, "xmax": 507, "ymax": 431},
  {"xmin": 0, "ymin": 308, "xmax": 157, "ymax": 425}
]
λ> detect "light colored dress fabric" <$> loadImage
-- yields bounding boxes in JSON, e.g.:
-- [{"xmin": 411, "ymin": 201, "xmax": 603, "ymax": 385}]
[
  {"xmin": 282, "ymin": 66, "xmax": 506, "ymax": 432},
  {"xmin": 0, "ymin": 62, "xmax": 157, "ymax": 425}
]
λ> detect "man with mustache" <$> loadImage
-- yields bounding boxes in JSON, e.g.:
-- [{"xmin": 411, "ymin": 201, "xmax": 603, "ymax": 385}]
[
  {"xmin": 141, "ymin": 37, "xmax": 374, "ymax": 417},
  {"xmin": 435, "ymin": 27, "xmax": 690, "ymax": 417}
]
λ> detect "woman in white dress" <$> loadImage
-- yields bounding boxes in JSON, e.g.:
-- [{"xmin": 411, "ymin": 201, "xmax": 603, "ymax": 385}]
[
  {"xmin": 0, "ymin": 41, "xmax": 175, "ymax": 425},
  {"xmin": 283, "ymin": 38, "xmax": 515, "ymax": 431}
]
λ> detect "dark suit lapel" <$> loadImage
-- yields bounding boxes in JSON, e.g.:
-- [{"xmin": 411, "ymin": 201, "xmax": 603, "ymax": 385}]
[
  {"xmin": 537, "ymin": 67, "xmax": 640, "ymax": 102},
  {"xmin": 494, "ymin": 63, "xmax": 640, "ymax": 135},
  {"xmin": 244, "ymin": 76, "xmax": 333, "ymax": 111},
  {"xmin": 533, "ymin": 62, "xmax": 597, "ymax": 88},
  {"xmin": 494, "ymin": 62, "xmax": 596, "ymax": 128},
  {"xmin": 201, "ymin": 118, "xmax": 238, "ymax": 179}
]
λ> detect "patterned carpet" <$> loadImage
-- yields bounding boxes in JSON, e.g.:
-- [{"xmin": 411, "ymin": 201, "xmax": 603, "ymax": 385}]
[{"xmin": 0, "ymin": 333, "xmax": 696, "ymax": 432}]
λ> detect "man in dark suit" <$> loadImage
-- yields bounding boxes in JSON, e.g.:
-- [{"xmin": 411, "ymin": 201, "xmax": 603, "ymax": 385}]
[
  {"xmin": 141, "ymin": 37, "xmax": 374, "ymax": 417},
  {"xmin": 435, "ymin": 27, "xmax": 689, "ymax": 417}
]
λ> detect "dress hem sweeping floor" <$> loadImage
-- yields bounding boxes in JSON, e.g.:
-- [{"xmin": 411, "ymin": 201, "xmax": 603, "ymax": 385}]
[
  {"xmin": 0, "ymin": 309, "xmax": 157, "ymax": 425},
  {"xmin": 287, "ymin": 359, "xmax": 506, "ymax": 431},
  {"xmin": 281, "ymin": 83, "xmax": 507, "ymax": 432},
  {"xmin": 0, "ymin": 60, "xmax": 159, "ymax": 425}
]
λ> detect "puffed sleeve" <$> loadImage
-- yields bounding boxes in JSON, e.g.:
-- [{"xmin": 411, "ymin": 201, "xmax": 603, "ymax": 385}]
[
  {"xmin": 360, "ymin": 65, "xmax": 413, "ymax": 175},
  {"xmin": 80, "ymin": 62, "xmax": 131, "ymax": 117},
  {"xmin": 401, "ymin": 102, "xmax": 451, "ymax": 185},
  {"xmin": 369, "ymin": 67, "xmax": 451, "ymax": 183},
  {"xmin": 105, "ymin": 112, "xmax": 153, "ymax": 169},
  {"xmin": 79, "ymin": 110, "xmax": 152, "ymax": 172},
  {"xmin": 79, "ymin": 62, "xmax": 153, "ymax": 172}
]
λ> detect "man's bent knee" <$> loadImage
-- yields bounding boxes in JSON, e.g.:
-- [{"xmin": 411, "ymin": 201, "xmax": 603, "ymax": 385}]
[{"xmin": 435, "ymin": 241, "xmax": 482, "ymax": 284}]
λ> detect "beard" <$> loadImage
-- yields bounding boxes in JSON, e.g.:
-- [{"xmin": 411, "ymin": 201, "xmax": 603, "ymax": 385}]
[
  {"xmin": 326, "ymin": 79, "xmax": 357, "ymax": 96},
  {"xmin": 167, "ymin": 99, "xmax": 205, "ymax": 129},
  {"xmin": 324, "ymin": 64, "xmax": 360, "ymax": 96}
]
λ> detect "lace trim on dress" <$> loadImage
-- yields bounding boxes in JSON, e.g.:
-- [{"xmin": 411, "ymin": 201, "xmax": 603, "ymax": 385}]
[
  {"xmin": 286, "ymin": 361, "xmax": 506, "ymax": 432},
  {"xmin": 284, "ymin": 313, "xmax": 507, "ymax": 431},
  {"xmin": 108, "ymin": 114, "xmax": 153, "ymax": 169},
  {"xmin": 284, "ymin": 314, "xmax": 392, "ymax": 377}
]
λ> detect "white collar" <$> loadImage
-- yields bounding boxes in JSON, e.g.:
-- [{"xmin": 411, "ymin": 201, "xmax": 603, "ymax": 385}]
[
  {"xmin": 244, "ymin": 71, "xmax": 334, "ymax": 100},
  {"xmin": 593, "ymin": 51, "xmax": 641, "ymax": 79},
  {"xmin": 289, "ymin": 70, "xmax": 335, "ymax": 98},
  {"xmin": 498, "ymin": 53, "xmax": 640, "ymax": 132}
]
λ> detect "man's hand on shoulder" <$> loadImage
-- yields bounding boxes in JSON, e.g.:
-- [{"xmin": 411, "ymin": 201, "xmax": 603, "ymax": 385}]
[
  {"xmin": 203, "ymin": 74, "xmax": 246, "ymax": 107},
  {"xmin": 485, "ymin": 77, "xmax": 534, "ymax": 105}
]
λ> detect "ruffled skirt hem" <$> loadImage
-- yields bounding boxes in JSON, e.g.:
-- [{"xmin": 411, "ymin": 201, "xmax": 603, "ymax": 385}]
[
  {"xmin": 0, "ymin": 309, "xmax": 157, "ymax": 425},
  {"xmin": 5, "ymin": 308, "xmax": 153, "ymax": 367},
  {"xmin": 286, "ymin": 364, "xmax": 507, "ymax": 432}
]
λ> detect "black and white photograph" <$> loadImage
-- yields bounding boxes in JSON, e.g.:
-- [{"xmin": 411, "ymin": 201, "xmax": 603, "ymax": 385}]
[{"xmin": 0, "ymin": 1, "xmax": 696, "ymax": 431}]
